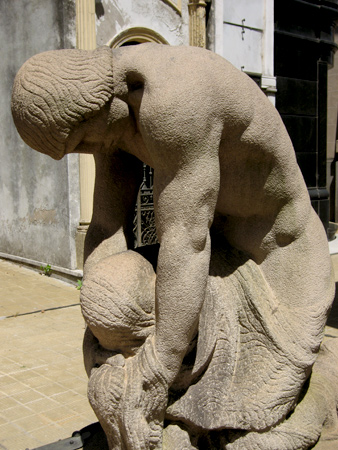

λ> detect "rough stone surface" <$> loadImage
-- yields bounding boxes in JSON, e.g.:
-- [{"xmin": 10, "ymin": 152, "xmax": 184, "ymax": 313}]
[{"xmin": 11, "ymin": 44, "xmax": 337, "ymax": 449}]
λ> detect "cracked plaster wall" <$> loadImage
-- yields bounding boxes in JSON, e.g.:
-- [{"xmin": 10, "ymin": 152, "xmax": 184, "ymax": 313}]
[
  {"xmin": 0, "ymin": 0, "xmax": 80, "ymax": 269},
  {"xmin": 95, "ymin": 0, "xmax": 189, "ymax": 47}
]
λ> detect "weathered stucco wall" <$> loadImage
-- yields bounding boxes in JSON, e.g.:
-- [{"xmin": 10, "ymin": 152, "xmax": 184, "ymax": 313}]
[
  {"xmin": 95, "ymin": 0, "xmax": 189, "ymax": 46},
  {"xmin": 0, "ymin": 0, "xmax": 80, "ymax": 269}
]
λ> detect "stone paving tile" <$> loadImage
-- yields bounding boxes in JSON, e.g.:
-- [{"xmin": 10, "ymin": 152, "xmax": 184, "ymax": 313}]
[
  {"xmin": 14, "ymin": 414, "xmax": 53, "ymax": 432},
  {"xmin": 0, "ymin": 258, "xmax": 80, "ymax": 317},
  {"xmin": 0, "ymin": 375, "xmax": 18, "ymax": 387},
  {"xmin": 25, "ymin": 397, "xmax": 59, "ymax": 415},
  {"xmin": 21, "ymin": 376, "xmax": 50, "ymax": 390},
  {"xmin": 0, "ymin": 423, "xmax": 41, "ymax": 450},
  {"xmin": 0, "ymin": 396, "xmax": 21, "ymax": 410},
  {"xmin": 0, "ymin": 415, "xmax": 7, "ymax": 426},
  {"xmin": 51, "ymin": 390, "xmax": 84, "ymax": 405},
  {"xmin": 0, "ymin": 259, "xmax": 96, "ymax": 450},
  {"xmin": 14, "ymin": 389, "xmax": 45, "ymax": 405},
  {"xmin": 0, "ymin": 307, "xmax": 97, "ymax": 449},
  {"xmin": 1, "ymin": 405, "xmax": 36, "ymax": 422},
  {"xmin": 3, "ymin": 381, "xmax": 28, "ymax": 396}
]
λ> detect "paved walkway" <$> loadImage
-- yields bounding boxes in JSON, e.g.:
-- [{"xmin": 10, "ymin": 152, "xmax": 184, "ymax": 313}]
[
  {"xmin": 0, "ymin": 259, "xmax": 96, "ymax": 450},
  {"xmin": 1, "ymin": 254, "xmax": 338, "ymax": 450}
]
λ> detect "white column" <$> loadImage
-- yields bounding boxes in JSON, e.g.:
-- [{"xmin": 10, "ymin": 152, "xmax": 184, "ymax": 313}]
[
  {"xmin": 261, "ymin": 0, "xmax": 277, "ymax": 104},
  {"xmin": 189, "ymin": 0, "xmax": 207, "ymax": 48},
  {"xmin": 75, "ymin": 0, "xmax": 96, "ymax": 225},
  {"xmin": 75, "ymin": 0, "xmax": 96, "ymax": 268}
]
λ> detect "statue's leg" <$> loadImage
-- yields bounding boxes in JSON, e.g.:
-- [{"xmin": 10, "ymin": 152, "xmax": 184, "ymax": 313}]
[
  {"xmin": 81, "ymin": 250, "xmax": 158, "ymax": 448},
  {"xmin": 81, "ymin": 249, "xmax": 156, "ymax": 363}
]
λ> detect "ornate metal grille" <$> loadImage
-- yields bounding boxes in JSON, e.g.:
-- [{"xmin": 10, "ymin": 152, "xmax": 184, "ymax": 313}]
[{"xmin": 133, "ymin": 164, "xmax": 158, "ymax": 247}]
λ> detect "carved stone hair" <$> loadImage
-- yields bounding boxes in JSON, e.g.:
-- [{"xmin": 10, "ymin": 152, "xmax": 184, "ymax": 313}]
[{"xmin": 11, "ymin": 46, "xmax": 114, "ymax": 160}]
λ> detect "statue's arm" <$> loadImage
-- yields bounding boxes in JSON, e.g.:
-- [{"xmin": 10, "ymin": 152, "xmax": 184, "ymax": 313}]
[
  {"xmin": 84, "ymin": 150, "xmax": 142, "ymax": 272},
  {"xmin": 153, "ymin": 150, "xmax": 220, "ymax": 384}
]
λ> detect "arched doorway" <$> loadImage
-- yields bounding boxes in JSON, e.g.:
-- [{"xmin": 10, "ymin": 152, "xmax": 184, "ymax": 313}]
[{"xmin": 107, "ymin": 27, "xmax": 169, "ymax": 48}]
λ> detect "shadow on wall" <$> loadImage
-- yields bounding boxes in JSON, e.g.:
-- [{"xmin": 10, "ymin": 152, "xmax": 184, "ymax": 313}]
[
  {"xmin": 95, "ymin": 0, "xmax": 104, "ymax": 19},
  {"xmin": 327, "ymin": 283, "xmax": 338, "ymax": 328}
]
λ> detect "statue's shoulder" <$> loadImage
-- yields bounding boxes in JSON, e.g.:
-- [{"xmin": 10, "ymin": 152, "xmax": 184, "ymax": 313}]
[{"xmin": 112, "ymin": 43, "xmax": 229, "ymax": 69}]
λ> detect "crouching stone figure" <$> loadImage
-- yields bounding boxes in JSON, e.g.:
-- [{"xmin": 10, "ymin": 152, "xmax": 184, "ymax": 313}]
[{"xmin": 11, "ymin": 43, "xmax": 338, "ymax": 449}]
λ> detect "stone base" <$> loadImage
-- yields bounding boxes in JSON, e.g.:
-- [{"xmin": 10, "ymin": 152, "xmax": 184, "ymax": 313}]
[{"xmin": 75, "ymin": 225, "xmax": 89, "ymax": 270}]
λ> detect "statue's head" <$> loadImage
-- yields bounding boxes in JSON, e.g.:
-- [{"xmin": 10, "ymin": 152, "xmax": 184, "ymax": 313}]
[{"xmin": 11, "ymin": 47, "xmax": 114, "ymax": 160}]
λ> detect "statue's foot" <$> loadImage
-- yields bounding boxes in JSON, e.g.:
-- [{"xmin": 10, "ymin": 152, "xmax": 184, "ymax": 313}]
[{"xmin": 88, "ymin": 336, "xmax": 168, "ymax": 450}]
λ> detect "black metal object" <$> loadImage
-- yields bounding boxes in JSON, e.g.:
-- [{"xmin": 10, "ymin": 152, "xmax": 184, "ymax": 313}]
[
  {"xmin": 27, "ymin": 422, "xmax": 108, "ymax": 450},
  {"xmin": 133, "ymin": 163, "xmax": 158, "ymax": 248},
  {"xmin": 28, "ymin": 434, "xmax": 83, "ymax": 450},
  {"xmin": 274, "ymin": 0, "xmax": 338, "ymax": 233}
]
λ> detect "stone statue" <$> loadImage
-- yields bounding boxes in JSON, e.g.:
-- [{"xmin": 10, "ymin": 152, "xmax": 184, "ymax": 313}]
[{"xmin": 11, "ymin": 44, "xmax": 338, "ymax": 449}]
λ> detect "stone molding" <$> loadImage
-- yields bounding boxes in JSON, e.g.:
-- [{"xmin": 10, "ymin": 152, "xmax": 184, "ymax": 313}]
[
  {"xmin": 161, "ymin": 0, "xmax": 182, "ymax": 15},
  {"xmin": 76, "ymin": 0, "xmax": 96, "ymax": 226},
  {"xmin": 107, "ymin": 27, "xmax": 169, "ymax": 48},
  {"xmin": 188, "ymin": 0, "xmax": 207, "ymax": 48}
]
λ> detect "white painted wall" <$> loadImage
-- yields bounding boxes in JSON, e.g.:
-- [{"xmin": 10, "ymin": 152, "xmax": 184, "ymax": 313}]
[{"xmin": 213, "ymin": 0, "xmax": 276, "ymax": 102}]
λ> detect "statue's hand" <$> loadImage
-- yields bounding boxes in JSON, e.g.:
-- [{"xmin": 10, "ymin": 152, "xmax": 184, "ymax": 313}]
[{"xmin": 121, "ymin": 336, "xmax": 169, "ymax": 450}]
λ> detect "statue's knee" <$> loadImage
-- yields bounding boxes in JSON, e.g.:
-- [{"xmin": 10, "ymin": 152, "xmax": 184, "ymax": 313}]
[{"xmin": 81, "ymin": 250, "xmax": 156, "ymax": 357}]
